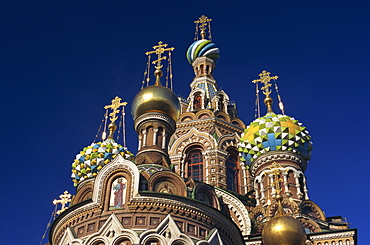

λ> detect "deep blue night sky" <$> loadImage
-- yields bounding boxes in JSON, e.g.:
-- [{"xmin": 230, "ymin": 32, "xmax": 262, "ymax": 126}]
[{"xmin": 0, "ymin": 1, "xmax": 369, "ymax": 244}]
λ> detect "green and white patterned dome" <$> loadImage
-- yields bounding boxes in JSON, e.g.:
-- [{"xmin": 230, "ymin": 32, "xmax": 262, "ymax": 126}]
[
  {"xmin": 238, "ymin": 113, "xmax": 312, "ymax": 166},
  {"xmin": 71, "ymin": 140, "xmax": 133, "ymax": 187},
  {"xmin": 186, "ymin": 39, "xmax": 220, "ymax": 64}
]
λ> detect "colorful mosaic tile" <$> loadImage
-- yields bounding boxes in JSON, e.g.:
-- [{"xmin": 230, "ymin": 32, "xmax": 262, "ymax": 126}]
[
  {"xmin": 71, "ymin": 140, "xmax": 134, "ymax": 186},
  {"xmin": 238, "ymin": 113, "xmax": 312, "ymax": 165}
]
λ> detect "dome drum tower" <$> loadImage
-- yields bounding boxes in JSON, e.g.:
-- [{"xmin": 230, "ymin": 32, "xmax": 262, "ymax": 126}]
[{"xmin": 131, "ymin": 42, "xmax": 180, "ymax": 167}]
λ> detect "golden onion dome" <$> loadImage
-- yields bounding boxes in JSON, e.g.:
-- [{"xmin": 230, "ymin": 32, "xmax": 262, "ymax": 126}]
[
  {"xmin": 262, "ymin": 195, "xmax": 306, "ymax": 245},
  {"xmin": 131, "ymin": 83, "xmax": 180, "ymax": 121}
]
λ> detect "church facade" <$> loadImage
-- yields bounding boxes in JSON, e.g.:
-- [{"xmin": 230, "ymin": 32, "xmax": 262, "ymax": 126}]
[{"xmin": 48, "ymin": 16, "xmax": 357, "ymax": 245}]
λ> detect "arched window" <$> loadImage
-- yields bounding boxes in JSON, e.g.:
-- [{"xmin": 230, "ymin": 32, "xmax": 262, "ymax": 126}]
[
  {"xmin": 226, "ymin": 149, "xmax": 239, "ymax": 192},
  {"xmin": 188, "ymin": 149, "xmax": 204, "ymax": 181},
  {"xmin": 194, "ymin": 94, "xmax": 202, "ymax": 111},
  {"xmin": 218, "ymin": 95, "xmax": 224, "ymax": 112}
]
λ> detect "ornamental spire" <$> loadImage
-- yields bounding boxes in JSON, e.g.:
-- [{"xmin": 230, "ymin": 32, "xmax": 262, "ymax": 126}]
[
  {"xmin": 194, "ymin": 15, "xmax": 213, "ymax": 41},
  {"xmin": 145, "ymin": 41, "xmax": 175, "ymax": 87}
]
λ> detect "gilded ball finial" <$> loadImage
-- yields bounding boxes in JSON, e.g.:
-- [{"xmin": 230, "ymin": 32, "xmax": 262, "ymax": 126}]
[{"xmin": 262, "ymin": 214, "xmax": 307, "ymax": 245}]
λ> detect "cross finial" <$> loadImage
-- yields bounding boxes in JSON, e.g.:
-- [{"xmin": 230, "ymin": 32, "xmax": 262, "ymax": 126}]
[
  {"xmin": 104, "ymin": 96, "xmax": 127, "ymax": 124},
  {"xmin": 252, "ymin": 70, "xmax": 279, "ymax": 113},
  {"xmin": 145, "ymin": 41, "xmax": 175, "ymax": 70},
  {"xmin": 252, "ymin": 70, "xmax": 279, "ymax": 97},
  {"xmin": 53, "ymin": 190, "xmax": 72, "ymax": 214},
  {"xmin": 267, "ymin": 162, "xmax": 284, "ymax": 194},
  {"xmin": 194, "ymin": 15, "xmax": 213, "ymax": 40},
  {"xmin": 145, "ymin": 41, "xmax": 175, "ymax": 86},
  {"xmin": 104, "ymin": 96, "xmax": 127, "ymax": 140}
]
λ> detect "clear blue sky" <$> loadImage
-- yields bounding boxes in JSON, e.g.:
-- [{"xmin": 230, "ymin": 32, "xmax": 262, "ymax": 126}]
[{"xmin": 1, "ymin": 1, "xmax": 369, "ymax": 244}]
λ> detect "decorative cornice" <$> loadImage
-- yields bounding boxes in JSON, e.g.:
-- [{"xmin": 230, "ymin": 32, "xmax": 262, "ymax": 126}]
[
  {"xmin": 134, "ymin": 112, "xmax": 176, "ymax": 133},
  {"xmin": 136, "ymin": 148, "xmax": 170, "ymax": 157},
  {"xmin": 251, "ymin": 151, "xmax": 307, "ymax": 176},
  {"xmin": 131, "ymin": 194, "xmax": 244, "ymax": 244},
  {"xmin": 244, "ymin": 240, "xmax": 262, "ymax": 245},
  {"xmin": 308, "ymin": 230, "xmax": 356, "ymax": 241},
  {"xmin": 176, "ymin": 116, "xmax": 243, "ymax": 132}
]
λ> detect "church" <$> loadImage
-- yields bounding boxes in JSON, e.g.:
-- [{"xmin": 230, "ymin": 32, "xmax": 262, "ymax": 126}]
[{"xmin": 48, "ymin": 15, "xmax": 357, "ymax": 245}]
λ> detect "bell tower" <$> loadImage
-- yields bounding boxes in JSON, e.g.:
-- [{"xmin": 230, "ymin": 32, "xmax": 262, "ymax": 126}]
[{"xmin": 169, "ymin": 16, "xmax": 248, "ymax": 194}]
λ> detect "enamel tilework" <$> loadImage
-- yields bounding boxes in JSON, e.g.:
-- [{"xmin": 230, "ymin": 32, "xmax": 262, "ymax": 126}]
[
  {"xmin": 71, "ymin": 141, "xmax": 133, "ymax": 186},
  {"xmin": 238, "ymin": 113, "xmax": 312, "ymax": 165}
]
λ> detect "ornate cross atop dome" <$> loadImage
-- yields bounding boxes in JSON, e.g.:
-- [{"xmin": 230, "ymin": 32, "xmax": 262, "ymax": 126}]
[
  {"xmin": 194, "ymin": 15, "xmax": 213, "ymax": 40},
  {"xmin": 252, "ymin": 70, "xmax": 279, "ymax": 97},
  {"xmin": 145, "ymin": 41, "xmax": 175, "ymax": 86},
  {"xmin": 104, "ymin": 96, "xmax": 127, "ymax": 124},
  {"xmin": 103, "ymin": 96, "xmax": 128, "ymax": 140}
]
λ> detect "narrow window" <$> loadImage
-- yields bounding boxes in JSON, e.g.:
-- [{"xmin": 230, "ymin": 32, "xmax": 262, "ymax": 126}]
[
  {"xmin": 194, "ymin": 95, "xmax": 202, "ymax": 110},
  {"xmin": 226, "ymin": 149, "xmax": 239, "ymax": 192},
  {"xmin": 188, "ymin": 149, "xmax": 203, "ymax": 181}
]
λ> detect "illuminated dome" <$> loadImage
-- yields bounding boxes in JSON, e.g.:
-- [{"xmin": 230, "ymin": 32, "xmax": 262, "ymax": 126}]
[
  {"xmin": 71, "ymin": 141, "xmax": 133, "ymax": 187},
  {"xmin": 238, "ymin": 113, "xmax": 312, "ymax": 165},
  {"xmin": 186, "ymin": 39, "xmax": 220, "ymax": 64},
  {"xmin": 131, "ymin": 84, "xmax": 180, "ymax": 121}
]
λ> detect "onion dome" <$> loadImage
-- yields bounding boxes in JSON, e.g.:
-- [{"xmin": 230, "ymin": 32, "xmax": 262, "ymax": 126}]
[
  {"xmin": 71, "ymin": 140, "xmax": 133, "ymax": 187},
  {"xmin": 131, "ymin": 69, "xmax": 180, "ymax": 121},
  {"xmin": 132, "ymin": 41, "xmax": 180, "ymax": 121},
  {"xmin": 238, "ymin": 112, "xmax": 312, "ymax": 165},
  {"xmin": 186, "ymin": 39, "xmax": 220, "ymax": 64},
  {"xmin": 262, "ymin": 195, "xmax": 306, "ymax": 245},
  {"xmin": 131, "ymin": 82, "xmax": 180, "ymax": 121}
]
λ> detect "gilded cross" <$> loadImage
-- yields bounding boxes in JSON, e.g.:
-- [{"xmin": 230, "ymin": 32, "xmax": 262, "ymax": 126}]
[
  {"xmin": 53, "ymin": 190, "xmax": 72, "ymax": 214},
  {"xmin": 267, "ymin": 162, "xmax": 285, "ymax": 194},
  {"xmin": 145, "ymin": 41, "xmax": 175, "ymax": 70},
  {"xmin": 252, "ymin": 70, "xmax": 279, "ymax": 97},
  {"xmin": 104, "ymin": 96, "xmax": 128, "ymax": 124},
  {"xmin": 195, "ymin": 15, "xmax": 212, "ymax": 39}
]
